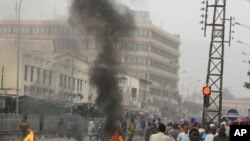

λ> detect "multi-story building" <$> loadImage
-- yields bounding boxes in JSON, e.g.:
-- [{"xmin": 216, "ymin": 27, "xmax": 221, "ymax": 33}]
[
  {"xmin": 0, "ymin": 40, "xmax": 151, "ymax": 114},
  {"xmin": 0, "ymin": 10, "xmax": 181, "ymax": 117},
  {"xmin": 0, "ymin": 39, "xmax": 90, "ymax": 107},
  {"xmin": 117, "ymin": 74, "xmax": 151, "ymax": 111}
]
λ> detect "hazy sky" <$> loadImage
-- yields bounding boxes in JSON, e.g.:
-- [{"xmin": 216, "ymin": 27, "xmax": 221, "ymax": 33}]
[{"xmin": 0, "ymin": 0, "xmax": 249, "ymax": 98}]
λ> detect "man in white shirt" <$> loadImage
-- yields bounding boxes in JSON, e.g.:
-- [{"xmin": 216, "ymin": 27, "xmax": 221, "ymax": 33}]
[
  {"xmin": 149, "ymin": 123, "xmax": 170, "ymax": 141},
  {"xmin": 204, "ymin": 124, "xmax": 216, "ymax": 141},
  {"xmin": 177, "ymin": 124, "xmax": 189, "ymax": 141},
  {"xmin": 88, "ymin": 118, "xmax": 95, "ymax": 136}
]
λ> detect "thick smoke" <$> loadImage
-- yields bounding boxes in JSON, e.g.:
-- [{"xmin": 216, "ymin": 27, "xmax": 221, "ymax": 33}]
[{"xmin": 70, "ymin": 0, "xmax": 135, "ymax": 136}]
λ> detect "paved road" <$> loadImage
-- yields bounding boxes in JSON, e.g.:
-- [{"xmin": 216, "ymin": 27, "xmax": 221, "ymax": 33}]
[
  {"xmin": 5, "ymin": 135, "xmax": 143, "ymax": 141},
  {"xmin": 36, "ymin": 135, "xmax": 89, "ymax": 141},
  {"xmin": 37, "ymin": 136, "xmax": 144, "ymax": 141},
  {"xmin": 37, "ymin": 138, "xmax": 75, "ymax": 141}
]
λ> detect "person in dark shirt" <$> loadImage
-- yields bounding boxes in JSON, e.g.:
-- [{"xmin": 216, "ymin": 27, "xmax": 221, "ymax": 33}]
[
  {"xmin": 144, "ymin": 122, "xmax": 155, "ymax": 141},
  {"xmin": 213, "ymin": 127, "xmax": 229, "ymax": 141},
  {"xmin": 189, "ymin": 128, "xmax": 200, "ymax": 141},
  {"xmin": 169, "ymin": 123, "xmax": 180, "ymax": 140},
  {"xmin": 19, "ymin": 115, "xmax": 29, "ymax": 139}
]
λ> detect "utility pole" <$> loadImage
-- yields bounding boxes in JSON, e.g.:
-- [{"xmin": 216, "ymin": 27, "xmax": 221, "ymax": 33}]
[
  {"xmin": 201, "ymin": 0, "xmax": 232, "ymax": 125},
  {"xmin": 16, "ymin": 0, "xmax": 23, "ymax": 115},
  {"xmin": 1, "ymin": 66, "xmax": 4, "ymax": 89},
  {"xmin": 70, "ymin": 54, "xmax": 74, "ymax": 114}
]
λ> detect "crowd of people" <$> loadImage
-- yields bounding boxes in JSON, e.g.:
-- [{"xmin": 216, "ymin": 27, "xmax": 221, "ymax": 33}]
[
  {"xmin": 87, "ymin": 116, "xmax": 231, "ymax": 141},
  {"xmin": 19, "ymin": 113, "xmax": 231, "ymax": 141},
  {"xmin": 140, "ymin": 118, "xmax": 230, "ymax": 141}
]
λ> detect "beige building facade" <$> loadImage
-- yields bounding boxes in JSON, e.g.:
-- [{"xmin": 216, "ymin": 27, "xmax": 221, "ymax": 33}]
[
  {"xmin": 0, "ymin": 11, "xmax": 181, "ymax": 117},
  {"xmin": 117, "ymin": 74, "xmax": 151, "ymax": 112},
  {"xmin": 0, "ymin": 39, "xmax": 89, "ymax": 104}
]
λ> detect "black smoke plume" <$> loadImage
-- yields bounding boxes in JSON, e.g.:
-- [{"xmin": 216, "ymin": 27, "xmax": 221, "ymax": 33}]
[{"xmin": 70, "ymin": 0, "xmax": 135, "ymax": 136}]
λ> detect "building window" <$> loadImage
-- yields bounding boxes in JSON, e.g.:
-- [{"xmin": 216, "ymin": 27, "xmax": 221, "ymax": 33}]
[
  {"xmin": 64, "ymin": 75, "xmax": 67, "ymax": 89},
  {"xmin": 20, "ymin": 26, "xmax": 31, "ymax": 34},
  {"xmin": 35, "ymin": 27, "xmax": 40, "ymax": 34},
  {"xmin": 49, "ymin": 89, "xmax": 54, "ymax": 96},
  {"xmin": 5, "ymin": 26, "xmax": 12, "ymax": 34},
  {"xmin": 68, "ymin": 76, "xmax": 71, "ymax": 90},
  {"xmin": 60, "ymin": 74, "xmax": 63, "ymax": 88},
  {"xmin": 137, "ymin": 58, "xmax": 143, "ymax": 65},
  {"xmin": 30, "ymin": 66, "xmax": 34, "ymax": 82},
  {"xmin": 24, "ymin": 85, "xmax": 27, "ymax": 94},
  {"xmin": 37, "ymin": 68, "xmax": 40, "ymax": 83},
  {"xmin": 49, "ymin": 71, "xmax": 52, "ymax": 85},
  {"xmin": 40, "ymin": 27, "xmax": 45, "ymax": 34},
  {"xmin": 43, "ymin": 70, "xmax": 46, "ymax": 84},
  {"xmin": 151, "ymin": 30, "xmax": 179, "ymax": 49},
  {"xmin": 77, "ymin": 79, "xmax": 80, "ymax": 91},
  {"xmin": 37, "ymin": 87, "xmax": 41, "ymax": 95},
  {"xmin": 24, "ymin": 65, "xmax": 28, "ymax": 81},
  {"xmin": 30, "ymin": 86, "xmax": 35, "ymax": 95},
  {"xmin": 43, "ymin": 88, "xmax": 48, "ymax": 96},
  {"xmin": 44, "ymin": 27, "xmax": 50, "ymax": 34},
  {"xmin": 73, "ymin": 78, "xmax": 75, "ymax": 90},
  {"xmin": 80, "ymin": 80, "xmax": 82, "ymax": 91},
  {"xmin": 131, "ymin": 88, "xmax": 137, "ymax": 101},
  {"xmin": 132, "ymin": 57, "xmax": 136, "ymax": 64}
]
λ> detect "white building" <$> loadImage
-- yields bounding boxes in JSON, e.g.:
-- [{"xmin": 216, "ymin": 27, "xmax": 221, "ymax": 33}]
[
  {"xmin": 0, "ymin": 11, "xmax": 181, "ymax": 116},
  {"xmin": 117, "ymin": 74, "xmax": 151, "ymax": 112},
  {"xmin": 0, "ymin": 39, "xmax": 89, "ymax": 105}
]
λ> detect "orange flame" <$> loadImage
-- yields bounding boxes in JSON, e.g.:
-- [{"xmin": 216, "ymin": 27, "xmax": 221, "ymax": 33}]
[
  {"xmin": 109, "ymin": 132, "xmax": 123, "ymax": 141},
  {"xmin": 23, "ymin": 129, "xmax": 34, "ymax": 141}
]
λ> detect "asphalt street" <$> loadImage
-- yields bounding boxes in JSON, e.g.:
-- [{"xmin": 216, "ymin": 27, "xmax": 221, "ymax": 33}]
[{"xmin": 36, "ymin": 135, "xmax": 144, "ymax": 141}]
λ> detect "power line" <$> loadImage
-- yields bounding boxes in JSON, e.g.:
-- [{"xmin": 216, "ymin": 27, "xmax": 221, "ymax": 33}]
[
  {"xmin": 181, "ymin": 54, "xmax": 246, "ymax": 63},
  {"xmin": 237, "ymin": 40, "xmax": 250, "ymax": 47},
  {"xmin": 235, "ymin": 22, "xmax": 250, "ymax": 30}
]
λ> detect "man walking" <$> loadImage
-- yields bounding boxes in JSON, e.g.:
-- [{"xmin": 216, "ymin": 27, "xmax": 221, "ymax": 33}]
[
  {"xmin": 19, "ymin": 115, "xmax": 29, "ymax": 139},
  {"xmin": 149, "ymin": 123, "xmax": 170, "ymax": 141},
  {"xmin": 144, "ymin": 122, "xmax": 155, "ymax": 141},
  {"xmin": 176, "ymin": 124, "xmax": 189, "ymax": 141},
  {"xmin": 127, "ymin": 119, "xmax": 135, "ymax": 141},
  {"xmin": 88, "ymin": 118, "xmax": 95, "ymax": 136}
]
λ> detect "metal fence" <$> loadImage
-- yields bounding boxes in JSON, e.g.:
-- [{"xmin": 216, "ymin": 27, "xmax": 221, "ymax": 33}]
[{"xmin": 0, "ymin": 113, "xmax": 59, "ymax": 133}]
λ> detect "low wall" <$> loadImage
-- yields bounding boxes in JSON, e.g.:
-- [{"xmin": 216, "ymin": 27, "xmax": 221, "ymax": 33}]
[{"xmin": 0, "ymin": 113, "xmax": 89, "ymax": 141}]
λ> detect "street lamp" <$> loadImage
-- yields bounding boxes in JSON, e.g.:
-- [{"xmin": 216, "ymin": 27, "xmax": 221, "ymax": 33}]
[
  {"xmin": 16, "ymin": 0, "xmax": 23, "ymax": 115},
  {"xmin": 68, "ymin": 56, "xmax": 74, "ymax": 114}
]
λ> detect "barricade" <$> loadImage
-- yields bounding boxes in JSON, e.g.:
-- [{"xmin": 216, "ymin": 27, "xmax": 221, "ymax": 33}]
[{"xmin": 0, "ymin": 114, "xmax": 58, "ymax": 133}]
